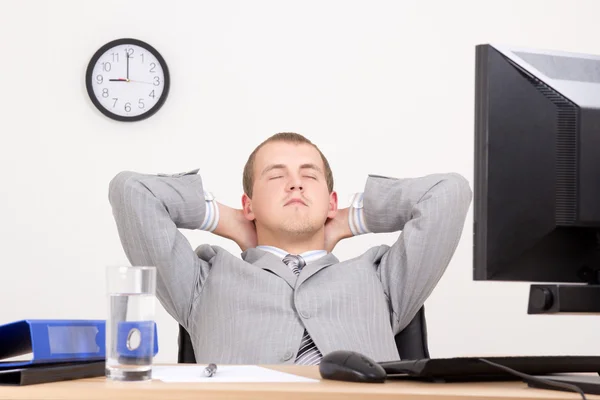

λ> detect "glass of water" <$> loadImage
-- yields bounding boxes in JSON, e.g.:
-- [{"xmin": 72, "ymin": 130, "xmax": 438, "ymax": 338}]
[{"xmin": 106, "ymin": 266, "xmax": 157, "ymax": 381}]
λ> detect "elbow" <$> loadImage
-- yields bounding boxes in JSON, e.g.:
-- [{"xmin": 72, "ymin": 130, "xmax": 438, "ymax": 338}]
[
  {"xmin": 449, "ymin": 172, "xmax": 472, "ymax": 198},
  {"xmin": 108, "ymin": 171, "xmax": 139, "ymax": 207},
  {"xmin": 442, "ymin": 172, "xmax": 473, "ymax": 212}
]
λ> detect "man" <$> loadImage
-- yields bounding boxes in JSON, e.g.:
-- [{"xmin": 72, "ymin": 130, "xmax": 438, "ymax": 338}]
[{"xmin": 109, "ymin": 132, "xmax": 472, "ymax": 365}]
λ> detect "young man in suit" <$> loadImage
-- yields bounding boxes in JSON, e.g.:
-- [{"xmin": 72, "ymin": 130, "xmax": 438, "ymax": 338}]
[{"xmin": 109, "ymin": 132, "xmax": 472, "ymax": 365}]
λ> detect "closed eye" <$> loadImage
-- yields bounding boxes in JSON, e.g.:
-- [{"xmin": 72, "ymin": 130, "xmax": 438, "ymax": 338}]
[
  {"xmin": 269, "ymin": 176, "xmax": 283, "ymax": 180},
  {"xmin": 304, "ymin": 176, "xmax": 317, "ymax": 180}
]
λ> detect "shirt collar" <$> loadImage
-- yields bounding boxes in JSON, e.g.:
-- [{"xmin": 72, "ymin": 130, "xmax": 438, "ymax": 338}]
[{"xmin": 256, "ymin": 245, "xmax": 327, "ymax": 264}]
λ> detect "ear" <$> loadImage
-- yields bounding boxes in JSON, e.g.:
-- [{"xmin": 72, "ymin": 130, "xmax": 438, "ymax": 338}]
[
  {"xmin": 242, "ymin": 193, "xmax": 256, "ymax": 221},
  {"xmin": 327, "ymin": 191, "xmax": 338, "ymax": 219}
]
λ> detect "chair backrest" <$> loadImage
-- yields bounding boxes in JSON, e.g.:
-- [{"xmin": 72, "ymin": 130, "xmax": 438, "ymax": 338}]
[
  {"xmin": 177, "ymin": 305, "xmax": 429, "ymax": 363},
  {"xmin": 394, "ymin": 306, "xmax": 430, "ymax": 360},
  {"xmin": 178, "ymin": 323, "xmax": 196, "ymax": 363}
]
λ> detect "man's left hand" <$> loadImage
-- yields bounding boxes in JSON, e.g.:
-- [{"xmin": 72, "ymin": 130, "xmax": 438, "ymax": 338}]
[{"xmin": 324, "ymin": 207, "xmax": 353, "ymax": 252}]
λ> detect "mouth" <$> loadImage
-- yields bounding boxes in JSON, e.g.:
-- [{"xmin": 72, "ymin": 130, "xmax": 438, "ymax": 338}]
[{"xmin": 284, "ymin": 199, "xmax": 307, "ymax": 206}]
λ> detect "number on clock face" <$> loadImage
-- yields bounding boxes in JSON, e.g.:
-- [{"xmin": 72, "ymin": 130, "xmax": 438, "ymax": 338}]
[{"xmin": 85, "ymin": 39, "xmax": 170, "ymax": 122}]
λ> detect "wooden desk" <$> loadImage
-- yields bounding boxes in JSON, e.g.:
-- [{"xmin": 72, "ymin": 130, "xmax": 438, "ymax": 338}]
[{"xmin": 0, "ymin": 365, "xmax": 598, "ymax": 400}]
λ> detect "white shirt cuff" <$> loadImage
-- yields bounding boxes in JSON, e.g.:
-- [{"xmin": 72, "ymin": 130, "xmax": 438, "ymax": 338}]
[
  {"xmin": 348, "ymin": 192, "xmax": 370, "ymax": 236},
  {"xmin": 199, "ymin": 191, "xmax": 219, "ymax": 232}
]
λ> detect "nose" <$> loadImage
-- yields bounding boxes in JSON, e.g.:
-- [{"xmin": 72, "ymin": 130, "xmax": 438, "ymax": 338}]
[{"xmin": 287, "ymin": 175, "xmax": 304, "ymax": 192}]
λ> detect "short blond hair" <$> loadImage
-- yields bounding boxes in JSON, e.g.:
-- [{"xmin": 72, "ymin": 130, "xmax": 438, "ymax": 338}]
[{"xmin": 243, "ymin": 132, "xmax": 334, "ymax": 198}]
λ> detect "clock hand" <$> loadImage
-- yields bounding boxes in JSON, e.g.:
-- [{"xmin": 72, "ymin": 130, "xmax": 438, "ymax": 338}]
[
  {"xmin": 109, "ymin": 78, "xmax": 128, "ymax": 82},
  {"xmin": 126, "ymin": 52, "xmax": 130, "ymax": 81}
]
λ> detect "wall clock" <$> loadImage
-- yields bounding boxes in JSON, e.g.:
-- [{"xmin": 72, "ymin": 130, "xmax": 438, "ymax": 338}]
[{"xmin": 85, "ymin": 38, "xmax": 170, "ymax": 122}]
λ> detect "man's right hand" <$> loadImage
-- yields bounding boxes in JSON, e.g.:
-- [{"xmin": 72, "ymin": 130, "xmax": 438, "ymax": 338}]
[{"xmin": 213, "ymin": 203, "xmax": 258, "ymax": 252}]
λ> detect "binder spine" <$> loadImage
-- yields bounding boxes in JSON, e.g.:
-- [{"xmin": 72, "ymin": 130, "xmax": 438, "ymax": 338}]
[{"xmin": 30, "ymin": 321, "xmax": 105, "ymax": 362}]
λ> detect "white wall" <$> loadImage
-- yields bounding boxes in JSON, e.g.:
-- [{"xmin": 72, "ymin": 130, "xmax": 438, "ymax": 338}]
[{"xmin": 2, "ymin": 0, "xmax": 600, "ymax": 363}]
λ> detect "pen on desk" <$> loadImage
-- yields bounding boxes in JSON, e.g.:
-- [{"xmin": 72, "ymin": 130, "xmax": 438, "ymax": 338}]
[{"xmin": 204, "ymin": 363, "xmax": 217, "ymax": 377}]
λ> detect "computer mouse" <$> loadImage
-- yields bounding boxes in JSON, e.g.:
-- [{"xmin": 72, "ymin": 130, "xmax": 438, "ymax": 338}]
[{"xmin": 319, "ymin": 350, "xmax": 387, "ymax": 383}]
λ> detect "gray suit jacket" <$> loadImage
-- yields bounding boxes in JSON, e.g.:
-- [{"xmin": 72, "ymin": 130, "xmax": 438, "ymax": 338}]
[{"xmin": 108, "ymin": 170, "xmax": 472, "ymax": 364}]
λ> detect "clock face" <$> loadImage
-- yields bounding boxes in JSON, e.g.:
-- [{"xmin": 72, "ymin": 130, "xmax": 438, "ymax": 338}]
[{"xmin": 85, "ymin": 38, "xmax": 170, "ymax": 122}]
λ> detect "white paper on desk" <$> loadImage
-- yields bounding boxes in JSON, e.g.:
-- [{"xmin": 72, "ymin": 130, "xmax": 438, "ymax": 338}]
[{"xmin": 152, "ymin": 365, "xmax": 319, "ymax": 383}]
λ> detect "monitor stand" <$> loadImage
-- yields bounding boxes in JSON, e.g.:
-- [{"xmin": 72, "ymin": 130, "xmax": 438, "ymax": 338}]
[{"xmin": 528, "ymin": 284, "xmax": 600, "ymax": 314}]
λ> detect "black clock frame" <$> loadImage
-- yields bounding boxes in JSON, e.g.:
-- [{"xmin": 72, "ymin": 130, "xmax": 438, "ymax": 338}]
[{"xmin": 85, "ymin": 38, "xmax": 170, "ymax": 122}]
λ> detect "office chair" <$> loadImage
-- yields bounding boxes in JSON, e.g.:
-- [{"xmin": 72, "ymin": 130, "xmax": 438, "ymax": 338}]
[{"xmin": 177, "ymin": 306, "xmax": 429, "ymax": 363}]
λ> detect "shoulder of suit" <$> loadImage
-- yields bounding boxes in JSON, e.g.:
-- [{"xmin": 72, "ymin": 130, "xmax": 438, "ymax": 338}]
[
  {"xmin": 194, "ymin": 244, "xmax": 235, "ymax": 261},
  {"xmin": 334, "ymin": 245, "xmax": 388, "ymax": 265}
]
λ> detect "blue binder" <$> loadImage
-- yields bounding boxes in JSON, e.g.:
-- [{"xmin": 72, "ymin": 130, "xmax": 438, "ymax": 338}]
[{"xmin": 0, "ymin": 320, "xmax": 159, "ymax": 369}]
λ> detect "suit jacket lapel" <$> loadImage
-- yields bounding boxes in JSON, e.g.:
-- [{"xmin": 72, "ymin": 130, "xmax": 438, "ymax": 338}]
[
  {"xmin": 241, "ymin": 248, "xmax": 297, "ymax": 289},
  {"xmin": 296, "ymin": 252, "xmax": 339, "ymax": 288}
]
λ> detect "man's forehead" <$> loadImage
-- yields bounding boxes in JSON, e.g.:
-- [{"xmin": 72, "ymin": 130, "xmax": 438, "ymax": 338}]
[{"xmin": 254, "ymin": 142, "xmax": 323, "ymax": 168}]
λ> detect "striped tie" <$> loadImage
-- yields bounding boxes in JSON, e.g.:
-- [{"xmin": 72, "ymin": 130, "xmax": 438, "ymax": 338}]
[{"xmin": 282, "ymin": 254, "xmax": 323, "ymax": 366}]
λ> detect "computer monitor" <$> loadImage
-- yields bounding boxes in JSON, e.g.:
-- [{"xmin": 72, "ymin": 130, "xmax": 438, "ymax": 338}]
[{"xmin": 473, "ymin": 43, "xmax": 600, "ymax": 314}]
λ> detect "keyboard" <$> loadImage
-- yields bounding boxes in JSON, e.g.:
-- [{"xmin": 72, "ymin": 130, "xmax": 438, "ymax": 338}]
[{"xmin": 379, "ymin": 356, "xmax": 600, "ymax": 382}]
